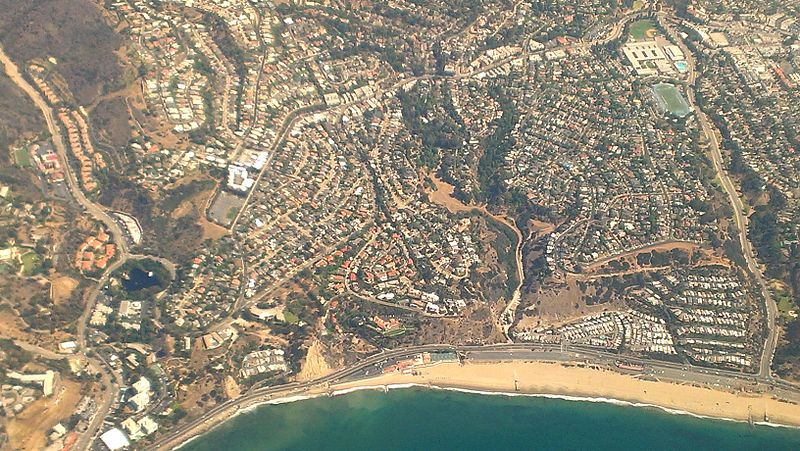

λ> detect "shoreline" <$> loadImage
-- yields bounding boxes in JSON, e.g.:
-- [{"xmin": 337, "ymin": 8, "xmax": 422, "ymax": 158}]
[{"xmin": 170, "ymin": 361, "xmax": 800, "ymax": 449}]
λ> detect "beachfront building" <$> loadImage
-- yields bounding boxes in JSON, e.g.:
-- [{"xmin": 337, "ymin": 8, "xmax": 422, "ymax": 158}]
[
  {"xmin": 239, "ymin": 349, "xmax": 288, "ymax": 379},
  {"xmin": 122, "ymin": 415, "xmax": 159, "ymax": 441},
  {"xmin": 100, "ymin": 428, "xmax": 130, "ymax": 450}
]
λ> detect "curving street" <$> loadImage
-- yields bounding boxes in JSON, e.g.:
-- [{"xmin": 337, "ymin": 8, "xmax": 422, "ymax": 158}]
[
  {"xmin": 0, "ymin": 44, "xmax": 176, "ymax": 450},
  {"xmin": 150, "ymin": 341, "xmax": 800, "ymax": 450},
  {"xmin": 656, "ymin": 19, "xmax": 780, "ymax": 379}
]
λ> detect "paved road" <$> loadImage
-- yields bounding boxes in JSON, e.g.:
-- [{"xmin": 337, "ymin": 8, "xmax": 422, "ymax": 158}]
[
  {"xmin": 1, "ymin": 6, "xmax": 787, "ymax": 450},
  {"xmin": 0, "ymin": 44, "xmax": 175, "ymax": 451},
  {"xmin": 0, "ymin": 45, "xmax": 125, "ymax": 450},
  {"xmin": 0, "ymin": 47, "xmax": 131, "ymax": 258},
  {"xmin": 149, "ymin": 341, "xmax": 800, "ymax": 450},
  {"xmin": 698, "ymin": 109, "xmax": 779, "ymax": 378},
  {"xmin": 12, "ymin": 340, "xmax": 69, "ymax": 361},
  {"xmin": 660, "ymin": 25, "xmax": 780, "ymax": 379}
]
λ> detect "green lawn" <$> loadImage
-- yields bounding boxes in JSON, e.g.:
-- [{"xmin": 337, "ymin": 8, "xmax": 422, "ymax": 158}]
[
  {"xmin": 226, "ymin": 207, "xmax": 239, "ymax": 221},
  {"xmin": 20, "ymin": 252, "xmax": 41, "ymax": 276},
  {"xmin": 383, "ymin": 327, "xmax": 409, "ymax": 337},
  {"xmin": 652, "ymin": 83, "xmax": 692, "ymax": 118},
  {"xmin": 283, "ymin": 310, "xmax": 300, "ymax": 324},
  {"xmin": 629, "ymin": 19, "xmax": 657, "ymax": 41},
  {"xmin": 14, "ymin": 147, "xmax": 31, "ymax": 167},
  {"xmin": 776, "ymin": 289, "xmax": 797, "ymax": 319}
]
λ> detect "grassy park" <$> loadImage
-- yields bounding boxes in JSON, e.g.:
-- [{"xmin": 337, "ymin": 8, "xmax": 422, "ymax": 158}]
[{"xmin": 629, "ymin": 19, "xmax": 657, "ymax": 41}]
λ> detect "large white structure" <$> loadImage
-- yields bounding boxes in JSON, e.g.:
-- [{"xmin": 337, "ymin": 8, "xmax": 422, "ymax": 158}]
[
  {"xmin": 122, "ymin": 415, "xmax": 159, "ymax": 441},
  {"xmin": 663, "ymin": 45, "xmax": 685, "ymax": 61},
  {"xmin": 128, "ymin": 376, "xmax": 152, "ymax": 412},
  {"xmin": 6, "ymin": 370, "xmax": 59, "ymax": 397},
  {"xmin": 227, "ymin": 164, "xmax": 255, "ymax": 192},
  {"xmin": 622, "ymin": 41, "xmax": 670, "ymax": 76},
  {"xmin": 133, "ymin": 376, "xmax": 151, "ymax": 394},
  {"xmin": 100, "ymin": 428, "xmax": 130, "ymax": 450}
]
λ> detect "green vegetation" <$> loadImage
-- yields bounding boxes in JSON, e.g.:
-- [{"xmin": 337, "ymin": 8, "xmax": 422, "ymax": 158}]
[
  {"xmin": 397, "ymin": 82, "xmax": 467, "ymax": 169},
  {"xmin": 188, "ymin": 87, "xmax": 216, "ymax": 144},
  {"xmin": 777, "ymin": 318, "xmax": 800, "ymax": 378},
  {"xmin": 747, "ymin": 187, "xmax": 796, "ymax": 281},
  {"xmin": 226, "ymin": 206, "xmax": 239, "ymax": 221},
  {"xmin": 19, "ymin": 276, "xmax": 87, "ymax": 331},
  {"xmin": 0, "ymin": 339, "xmax": 32, "ymax": 370},
  {"xmin": 486, "ymin": 215, "xmax": 520, "ymax": 298},
  {"xmin": 148, "ymin": 212, "xmax": 205, "ymax": 262},
  {"xmin": 202, "ymin": 12, "xmax": 247, "ymax": 126},
  {"xmin": 103, "ymin": 316, "xmax": 160, "ymax": 344},
  {"xmin": 337, "ymin": 300, "xmax": 421, "ymax": 349},
  {"xmin": 165, "ymin": 404, "xmax": 187, "ymax": 424},
  {"xmin": 160, "ymin": 179, "xmax": 214, "ymax": 212},
  {"xmin": 652, "ymin": 83, "xmax": 691, "ymax": 118},
  {"xmin": 635, "ymin": 248, "xmax": 691, "ymax": 267},
  {"xmin": 283, "ymin": 310, "xmax": 300, "ymax": 324},
  {"xmin": 777, "ymin": 289, "xmax": 796, "ymax": 319},
  {"xmin": 20, "ymin": 251, "xmax": 41, "ymax": 275},
  {"xmin": 14, "ymin": 147, "xmax": 30, "ymax": 167},
  {"xmin": 0, "ymin": 262, "xmax": 14, "ymax": 274},
  {"xmin": 0, "ymin": 339, "xmax": 32, "ymax": 383},
  {"xmin": 383, "ymin": 327, "xmax": 410, "ymax": 337},
  {"xmin": 629, "ymin": 19, "xmax": 657, "ymax": 41},
  {"xmin": 478, "ymin": 84, "xmax": 518, "ymax": 203}
]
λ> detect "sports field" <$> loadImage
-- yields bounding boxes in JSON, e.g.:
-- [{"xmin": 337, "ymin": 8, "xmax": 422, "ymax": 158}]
[
  {"xmin": 652, "ymin": 83, "xmax": 691, "ymax": 118},
  {"xmin": 14, "ymin": 147, "xmax": 31, "ymax": 167},
  {"xmin": 629, "ymin": 20, "xmax": 657, "ymax": 41}
]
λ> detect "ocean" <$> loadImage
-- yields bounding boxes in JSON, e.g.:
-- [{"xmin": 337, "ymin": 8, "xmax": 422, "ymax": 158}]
[{"xmin": 183, "ymin": 387, "xmax": 800, "ymax": 450}]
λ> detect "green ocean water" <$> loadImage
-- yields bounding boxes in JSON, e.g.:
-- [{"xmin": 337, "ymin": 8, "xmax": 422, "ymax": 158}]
[{"xmin": 183, "ymin": 388, "xmax": 800, "ymax": 451}]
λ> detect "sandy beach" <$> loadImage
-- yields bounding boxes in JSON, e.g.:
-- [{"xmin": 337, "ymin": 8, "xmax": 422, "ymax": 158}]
[
  {"xmin": 330, "ymin": 361, "xmax": 800, "ymax": 427},
  {"xmin": 166, "ymin": 360, "xmax": 800, "ymax": 450}
]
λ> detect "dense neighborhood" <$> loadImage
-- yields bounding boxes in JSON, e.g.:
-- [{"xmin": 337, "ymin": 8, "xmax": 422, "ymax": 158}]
[{"xmin": 0, "ymin": 0, "xmax": 799, "ymax": 449}]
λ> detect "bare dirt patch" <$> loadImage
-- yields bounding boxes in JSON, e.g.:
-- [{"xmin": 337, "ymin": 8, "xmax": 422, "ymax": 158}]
[
  {"xmin": 0, "ymin": 309, "xmax": 32, "ymax": 341},
  {"xmin": 426, "ymin": 174, "xmax": 520, "ymax": 237},
  {"xmin": 420, "ymin": 304, "xmax": 506, "ymax": 345},
  {"xmin": 517, "ymin": 277, "xmax": 625, "ymax": 329},
  {"xmin": 528, "ymin": 219, "xmax": 556, "ymax": 235},
  {"xmin": 223, "ymin": 375, "xmax": 241, "ymax": 399},
  {"xmin": 199, "ymin": 217, "xmax": 229, "ymax": 240},
  {"xmin": 427, "ymin": 174, "xmax": 473, "ymax": 213},
  {"xmin": 86, "ymin": 79, "xmax": 140, "ymax": 112},
  {"xmin": 167, "ymin": 180, "xmax": 229, "ymax": 240},
  {"xmin": 296, "ymin": 340, "xmax": 333, "ymax": 382},
  {"xmin": 6, "ymin": 379, "xmax": 82, "ymax": 450},
  {"xmin": 50, "ymin": 276, "xmax": 78, "ymax": 305}
]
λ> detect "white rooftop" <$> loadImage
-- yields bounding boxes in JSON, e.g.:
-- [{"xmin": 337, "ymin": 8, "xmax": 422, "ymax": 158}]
[{"xmin": 100, "ymin": 428, "xmax": 130, "ymax": 450}]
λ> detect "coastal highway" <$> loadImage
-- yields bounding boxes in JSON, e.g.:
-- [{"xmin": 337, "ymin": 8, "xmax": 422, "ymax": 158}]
[
  {"xmin": 150, "ymin": 343, "xmax": 800, "ymax": 450},
  {"xmin": 663, "ymin": 23, "xmax": 780, "ymax": 379}
]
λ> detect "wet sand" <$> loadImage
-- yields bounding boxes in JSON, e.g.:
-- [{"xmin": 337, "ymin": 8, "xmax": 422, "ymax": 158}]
[{"xmin": 332, "ymin": 361, "xmax": 800, "ymax": 427}]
